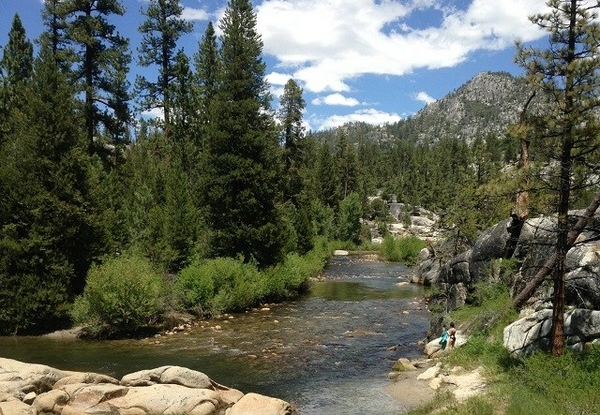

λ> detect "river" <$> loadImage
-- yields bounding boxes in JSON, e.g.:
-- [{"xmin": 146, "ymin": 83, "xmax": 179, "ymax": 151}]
[{"xmin": 0, "ymin": 255, "xmax": 431, "ymax": 414}]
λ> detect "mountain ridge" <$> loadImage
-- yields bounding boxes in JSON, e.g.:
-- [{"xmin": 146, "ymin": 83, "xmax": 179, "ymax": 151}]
[{"xmin": 313, "ymin": 71, "xmax": 536, "ymax": 146}]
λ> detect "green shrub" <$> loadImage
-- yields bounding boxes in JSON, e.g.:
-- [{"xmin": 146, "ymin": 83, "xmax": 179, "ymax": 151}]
[
  {"xmin": 182, "ymin": 257, "xmax": 264, "ymax": 316},
  {"xmin": 379, "ymin": 235, "xmax": 426, "ymax": 264},
  {"xmin": 263, "ymin": 253, "xmax": 314, "ymax": 301},
  {"xmin": 72, "ymin": 254, "xmax": 165, "ymax": 337},
  {"xmin": 173, "ymin": 264, "xmax": 215, "ymax": 315},
  {"xmin": 172, "ymin": 238, "xmax": 331, "ymax": 316}
]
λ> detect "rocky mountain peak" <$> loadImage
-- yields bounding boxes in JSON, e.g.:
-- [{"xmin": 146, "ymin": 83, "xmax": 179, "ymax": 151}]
[{"xmin": 410, "ymin": 71, "xmax": 534, "ymax": 144}]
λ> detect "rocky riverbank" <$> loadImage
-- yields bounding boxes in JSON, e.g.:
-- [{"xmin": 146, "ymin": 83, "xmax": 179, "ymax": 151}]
[
  {"xmin": 385, "ymin": 329, "xmax": 487, "ymax": 412},
  {"xmin": 0, "ymin": 357, "xmax": 295, "ymax": 415}
]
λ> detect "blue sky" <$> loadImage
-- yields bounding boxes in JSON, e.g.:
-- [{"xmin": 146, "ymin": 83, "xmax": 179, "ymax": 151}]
[{"xmin": 0, "ymin": 0, "xmax": 549, "ymax": 132}]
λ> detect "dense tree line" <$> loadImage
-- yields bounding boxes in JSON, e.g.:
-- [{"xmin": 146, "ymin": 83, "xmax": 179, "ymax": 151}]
[{"xmin": 0, "ymin": 0, "xmax": 371, "ymax": 335}]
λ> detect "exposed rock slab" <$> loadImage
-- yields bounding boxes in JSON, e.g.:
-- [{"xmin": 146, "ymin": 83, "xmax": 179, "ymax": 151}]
[
  {"xmin": 0, "ymin": 358, "xmax": 295, "ymax": 415},
  {"xmin": 504, "ymin": 308, "xmax": 600, "ymax": 356}
]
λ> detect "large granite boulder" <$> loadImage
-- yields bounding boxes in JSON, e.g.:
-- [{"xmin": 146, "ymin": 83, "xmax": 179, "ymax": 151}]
[
  {"xmin": 226, "ymin": 392, "xmax": 294, "ymax": 415},
  {"xmin": 415, "ymin": 211, "xmax": 600, "ymax": 311},
  {"xmin": 0, "ymin": 358, "xmax": 296, "ymax": 415},
  {"xmin": 511, "ymin": 215, "xmax": 600, "ymax": 310},
  {"xmin": 503, "ymin": 308, "xmax": 600, "ymax": 356}
]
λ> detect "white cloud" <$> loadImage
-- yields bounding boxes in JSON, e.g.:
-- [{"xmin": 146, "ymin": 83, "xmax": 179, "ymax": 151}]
[
  {"xmin": 257, "ymin": 0, "xmax": 548, "ymax": 93},
  {"xmin": 312, "ymin": 108, "xmax": 401, "ymax": 131},
  {"xmin": 414, "ymin": 91, "xmax": 436, "ymax": 105},
  {"xmin": 312, "ymin": 93, "xmax": 360, "ymax": 107},
  {"xmin": 141, "ymin": 107, "xmax": 164, "ymax": 121},
  {"xmin": 182, "ymin": 7, "xmax": 209, "ymax": 21},
  {"xmin": 266, "ymin": 72, "xmax": 295, "ymax": 87}
]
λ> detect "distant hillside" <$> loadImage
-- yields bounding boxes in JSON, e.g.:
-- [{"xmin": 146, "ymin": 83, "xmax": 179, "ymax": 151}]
[
  {"xmin": 409, "ymin": 71, "xmax": 535, "ymax": 144},
  {"xmin": 312, "ymin": 71, "xmax": 538, "ymax": 146}
]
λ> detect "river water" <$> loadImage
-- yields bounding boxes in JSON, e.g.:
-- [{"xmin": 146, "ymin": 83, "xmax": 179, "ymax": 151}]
[{"xmin": 0, "ymin": 255, "xmax": 431, "ymax": 414}]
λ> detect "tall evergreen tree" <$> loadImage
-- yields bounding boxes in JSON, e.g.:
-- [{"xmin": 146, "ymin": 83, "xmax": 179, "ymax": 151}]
[
  {"xmin": 315, "ymin": 141, "xmax": 338, "ymax": 208},
  {"xmin": 0, "ymin": 43, "xmax": 96, "ymax": 334},
  {"xmin": 0, "ymin": 14, "xmax": 34, "ymax": 139},
  {"xmin": 136, "ymin": 0, "xmax": 192, "ymax": 135},
  {"xmin": 278, "ymin": 78, "xmax": 306, "ymax": 204},
  {"xmin": 40, "ymin": 0, "xmax": 72, "ymax": 71},
  {"xmin": 59, "ymin": 0, "xmax": 131, "ymax": 149},
  {"xmin": 334, "ymin": 131, "xmax": 360, "ymax": 202},
  {"xmin": 0, "ymin": 14, "xmax": 33, "ymax": 88},
  {"xmin": 192, "ymin": 21, "xmax": 219, "ymax": 139},
  {"xmin": 202, "ymin": 0, "xmax": 284, "ymax": 268},
  {"xmin": 171, "ymin": 50, "xmax": 194, "ymax": 142},
  {"xmin": 515, "ymin": 0, "xmax": 600, "ymax": 356}
]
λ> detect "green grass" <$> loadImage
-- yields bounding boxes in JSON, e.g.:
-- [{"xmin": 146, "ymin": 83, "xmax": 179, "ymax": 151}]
[{"xmin": 407, "ymin": 284, "xmax": 600, "ymax": 415}]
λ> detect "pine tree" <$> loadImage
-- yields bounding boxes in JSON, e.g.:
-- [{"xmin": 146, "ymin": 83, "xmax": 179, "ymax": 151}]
[
  {"xmin": 171, "ymin": 50, "xmax": 194, "ymax": 143},
  {"xmin": 192, "ymin": 21, "xmax": 219, "ymax": 141},
  {"xmin": 0, "ymin": 14, "xmax": 34, "ymax": 139},
  {"xmin": 0, "ymin": 42, "xmax": 96, "ymax": 334},
  {"xmin": 315, "ymin": 141, "xmax": 338, "ymax": 208},
  {"xmin": 334, "ymin": 131, "xmax": 361, "ymax": 202},
  {"xmin": 58, "ymin": 0, "xmax": 132, "ymax": 150},
  {"xmin": 136, "ymin": 0, "xmax": 192, "ymax": 135},
  {"xmin": 203, "ymin": 0, "xmax": 284, "ymax": 268},
  {"xmin": 40, "ymin": 0, "xmax": 72, "ymax": 71},
  {"xmin": 515, "ymin": 0, "xmax": 600, "ymax": 356},
  {"xmin": 278, "ymin": 78, "xmax": 306, "ymax": 204},
  {"xmin": 0, "ymin": 14, "xmax": 33, "ymax": 88}
]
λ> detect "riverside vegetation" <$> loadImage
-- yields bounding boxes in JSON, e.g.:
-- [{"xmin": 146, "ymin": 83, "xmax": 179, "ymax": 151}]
[
  {"xmin": 406, "ymin": 280, "xmax": 600, "ymax": 415},
  {"xmin": 70, "ymin": 235, "xmax": 425, "ymax": 338}
]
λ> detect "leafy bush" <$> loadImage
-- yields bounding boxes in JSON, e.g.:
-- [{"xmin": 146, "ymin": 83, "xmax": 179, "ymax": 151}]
[
  {"xmin": 336, "ymin": 193, "xmax": 363, "ymax": 244},
  {"xmin": 173, "ymin": 264, "xmax": 215, "ymax": 315},
  {"xmin": 72, "ymin": 254, "xmax": 165, "ymax": 337},
  {"xmin": 173, "ymin": 238, "xmax": 331, "ymax": 316},
  {"xmin": 379, "ymin": 235, "xmax": 426, "ymax": 264},
  {"xmin": 263, "ymin": 253, "xmax": 314, "ymax": 301},
  {"xmin": 174, "ymin": 258, "xmax": 265, "ymax": 316},
  {"xmin": 213, "ymin": 259, "xmax": 264, "ymax": 314}
]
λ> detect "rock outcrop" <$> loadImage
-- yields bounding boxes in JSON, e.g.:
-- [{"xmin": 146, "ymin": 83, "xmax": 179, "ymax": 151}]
[
  {"xmin": 503, "ymin": 308, "xmax": 600, "ymax": 357},
  {"xmin": 0, "ymin": 358, "xmax": 295, "ymax": 415},
  {"xmin": 415, "ymin": 211, "xmax": 600, "ymax": 311}
]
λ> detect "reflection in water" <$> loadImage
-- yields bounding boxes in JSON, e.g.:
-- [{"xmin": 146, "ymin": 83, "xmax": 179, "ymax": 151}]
[{"xmin": 0, "ymin": 255, "xmax": 430, "ymax": 414}]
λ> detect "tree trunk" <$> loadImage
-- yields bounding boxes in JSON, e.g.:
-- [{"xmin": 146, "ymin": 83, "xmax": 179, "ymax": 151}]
[
  {"xmin": 549, "ymin": 0, "xmax": 578, "ymax": 357},
  {"xmin": 504, "ymin": 91, "xmax": 536, "ymax": 259}
]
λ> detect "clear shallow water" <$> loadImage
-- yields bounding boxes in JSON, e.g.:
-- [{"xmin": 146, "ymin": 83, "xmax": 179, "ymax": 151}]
[{"xmin": 0, "ymin": 255, "xmax": 430, "ymax": 414}]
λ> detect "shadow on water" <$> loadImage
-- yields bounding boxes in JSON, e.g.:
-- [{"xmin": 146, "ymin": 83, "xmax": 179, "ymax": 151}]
[{"xmin": 0, "ymin": 255, "xmax": 431, "ymax": 415}]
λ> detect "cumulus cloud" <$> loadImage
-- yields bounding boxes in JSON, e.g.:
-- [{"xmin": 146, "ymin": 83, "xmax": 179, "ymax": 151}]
[
  {"xmin": 182, "ymin": 7, "xmax": 209, "ymax": 21},
  {"xmin": 414, "ymin": 91, "xmax": 436, "ymax": 105},
  {"xmin": 313, "ymin": 108, "xmax": 402, "ymax": 131},
  {"xmin": 257, "ymin": 0, "xmax": 548, "ymax": 93},
  {"xmin": 141, "ymin": 107, "xmax": 164, "ymax": 121},
  {"xmin": 312, "ymin": 93, "xmax": 360, "ymax": 107}
]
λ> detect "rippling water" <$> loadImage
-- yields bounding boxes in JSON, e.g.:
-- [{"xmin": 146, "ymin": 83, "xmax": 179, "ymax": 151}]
[{"xmin": 0, "ymin": 255, "xmax": 431, "ymax": 414}]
